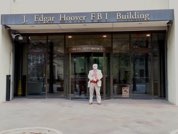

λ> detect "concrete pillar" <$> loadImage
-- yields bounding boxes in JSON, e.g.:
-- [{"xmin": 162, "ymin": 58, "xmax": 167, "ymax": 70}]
[
  {"xmin": 0, "ymin": 27, "xmax": 13, "ymax": 102},
  {"xmin": 0, "ymin": 0, "xmax": 13, "ymax": 102},
  {"xmin": 168, "ymin": 0, "xmax": 178, "ymax": 105}
]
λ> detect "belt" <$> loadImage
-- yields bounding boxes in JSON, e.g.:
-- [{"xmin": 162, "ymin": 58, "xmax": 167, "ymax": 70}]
[{"xmin": 90, "ymin": 80, "xmax": 98, "ymax": 84}]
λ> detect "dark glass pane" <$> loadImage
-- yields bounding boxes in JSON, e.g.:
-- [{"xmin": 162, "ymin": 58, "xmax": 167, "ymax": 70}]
[
  {"xmin": 46, "ymin": 35, "xmax": 64, "ymax": 98},
  {"xmin": 27, "ymin": 36, "xmax": 47, "ymax": 96},
  {"xmin": 132, "ymin": 53, "xmax": 151, "ymax": 97},
  {"xmin": 113, "ymin": 34, "xmax": 130, "ymax": 52},
  {"xmin": 131, "ymin": 33, "xmax": 151, "ymax": 49},
  {"xmin": 113, "ymin": 53, "xmax": 131, "ymax": 97}
]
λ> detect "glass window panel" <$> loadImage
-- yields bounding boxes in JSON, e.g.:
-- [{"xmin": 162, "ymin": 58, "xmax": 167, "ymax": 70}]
[
  {"xmin": 47, "ymin": 35, "xmax": 65, "ymax": 97},
  {"xmin": 113, "ymin": 53, "xmax": 131, "ymax": 97},
  {"xmin": 113, "ymin": 34, "xmax": 130, "ymax": 53},
  {"xmin": 48, "ymin": 35, "xmax": 64, "ymax": 54},
  {"xmin": 27, "ymin": 36, "xmax": 47, "ymax": 96},
  {"xmin": 131, "ymin": 33, "xmax": 151, "ymax": 48}
]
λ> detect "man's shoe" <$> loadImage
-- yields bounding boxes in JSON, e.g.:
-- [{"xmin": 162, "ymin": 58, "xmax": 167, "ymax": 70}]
[
  {"xmin": 89, "ymin": 102, "xmax": 93, "ymax": 105},
  {"xmin": 97, "ymin": 103, "xmax": 101, "ymax": 105}
]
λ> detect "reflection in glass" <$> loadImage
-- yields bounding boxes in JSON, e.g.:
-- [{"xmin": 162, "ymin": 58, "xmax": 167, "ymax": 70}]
[
  {"xmin": 71, "ymin": 54, "xmax": 88, "ymax": 98},
  {"xmin": 47, "ymin": 36, "xmax": 64, "ymax": 97},
  {"xmin": 113, "ymin": 53, "xmax": 131, "ymax": 97},
  {"xmin": 131, "ymin": 33, "xmax": 151, "ymax": 49},
  {"xmin": 27, "ymin": 36, "xmax": 47, "ymax": 96},
  {"xmin": 133, "ymin": 54, "xmax": 151, "ymax": 96},
  {"xmin": 113, "ymin": 34, "xmax": 129, "ymax": 53}
]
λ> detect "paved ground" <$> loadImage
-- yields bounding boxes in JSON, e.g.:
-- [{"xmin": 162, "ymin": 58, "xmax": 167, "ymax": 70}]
[{"xmin": 0, "ymin": 98, "xmax": 178, "ymax": 134}]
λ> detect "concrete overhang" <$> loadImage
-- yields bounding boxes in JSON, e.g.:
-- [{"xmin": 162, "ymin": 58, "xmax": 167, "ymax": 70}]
[{"xmin": 4, "ymin": 21, "xmax": 169, "ymax": 33}]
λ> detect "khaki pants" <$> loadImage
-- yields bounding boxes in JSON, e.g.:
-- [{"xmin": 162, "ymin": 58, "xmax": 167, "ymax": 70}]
[{"xmin": 89, "ymin": 83, "xmax": 101, "ymax": 103}]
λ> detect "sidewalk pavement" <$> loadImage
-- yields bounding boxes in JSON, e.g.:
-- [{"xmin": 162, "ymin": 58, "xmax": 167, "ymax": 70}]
[{"xmin": 0, "ymin": 98, "xmax": 178, "ymax": 134}]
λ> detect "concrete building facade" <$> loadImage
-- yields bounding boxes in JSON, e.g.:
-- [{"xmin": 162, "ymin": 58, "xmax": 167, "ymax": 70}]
[{"xmin": 0, "ymin": 0, "xmax": 178, "ymax": 105}]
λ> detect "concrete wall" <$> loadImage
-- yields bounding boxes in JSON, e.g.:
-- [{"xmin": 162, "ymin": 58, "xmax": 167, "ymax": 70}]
[
  {"xmin": 10, "ymin": 0, "xmax": 169, "ymax": 13},
  {"xmin": 168, "ymin": 0, "xmax": 178, "ymax": 105},
  {"xmin": 0, "ymin": 0, "xmax": 13, "ymax": 102}
]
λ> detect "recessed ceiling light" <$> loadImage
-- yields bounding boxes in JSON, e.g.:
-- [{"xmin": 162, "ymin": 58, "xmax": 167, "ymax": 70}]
[
  {"xmin": 102, "ymin": 35, "xmax": 107, "ymax": 38},
  {"xmin": 68, "ymin": 35, "xmax": 72, "ymax": 39},
  {"xmin": 146, "ymin": 34, "xmax": 151, "ymax": 37}
]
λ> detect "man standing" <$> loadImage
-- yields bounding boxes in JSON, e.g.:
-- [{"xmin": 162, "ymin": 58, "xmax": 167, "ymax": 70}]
[{"xmin": 88, "ymin": 64, "xmax": 103, "ymax": 104}]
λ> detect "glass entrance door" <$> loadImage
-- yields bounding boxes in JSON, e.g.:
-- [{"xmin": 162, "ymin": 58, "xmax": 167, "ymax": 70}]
[
  {"xmin": 70, "ymin": 53, "xmax": 88, "ymax": 98},
  {"xmin": 69, "ymin": 53, "xmax": 107, "ymax": 99},
  {"xmin": 132, "ymin": 53, "xmax": 152, "ymax": 98}
]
